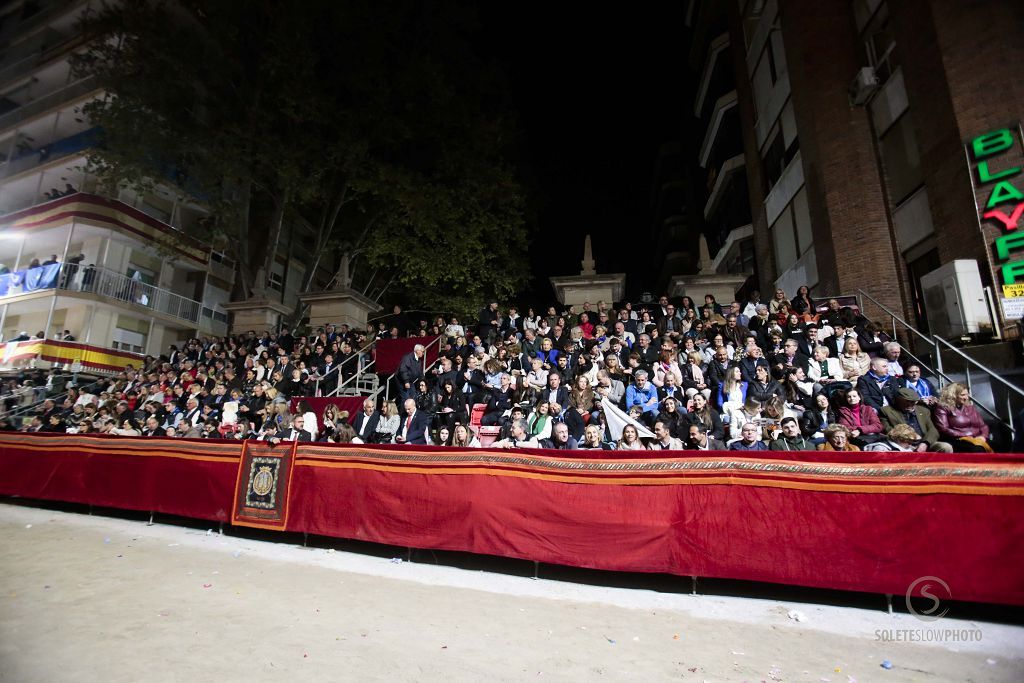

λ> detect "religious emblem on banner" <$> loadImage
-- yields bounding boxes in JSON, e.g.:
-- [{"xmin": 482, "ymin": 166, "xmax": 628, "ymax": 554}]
[
  {"xmin": 251, "ymin": 465, "xmax": 275, "ymax": 496},
  {"xmin": 243, "ymin": 456, "xmax": 279, "ymax": 509},
  {"xmin": 233, "ymin": 442, "xmax": 296, "ymax": 530}
]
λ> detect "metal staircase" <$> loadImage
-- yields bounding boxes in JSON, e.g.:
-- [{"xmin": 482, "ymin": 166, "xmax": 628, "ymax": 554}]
[
  {"xmin": 857, "ymin": 289, "xmax": 1023, "ymax": 442},
  {"xmin": 0, "ymin": 374, "xmax": 108, "ymax": 424}
]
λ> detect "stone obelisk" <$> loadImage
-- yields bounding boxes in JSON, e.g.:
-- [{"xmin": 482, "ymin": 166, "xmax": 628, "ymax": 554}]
[{"xmin": 549, "ymin": 234, "xmax": 625, "ymax": 307}]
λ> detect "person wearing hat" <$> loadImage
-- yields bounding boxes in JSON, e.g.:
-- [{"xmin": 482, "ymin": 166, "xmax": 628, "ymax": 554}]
[{"xmin": 879, "ymin": 388, "xmax": 953, "ymax": 452}]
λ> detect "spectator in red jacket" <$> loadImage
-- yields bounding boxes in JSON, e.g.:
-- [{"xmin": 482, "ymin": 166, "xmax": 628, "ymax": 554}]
[
  {"xmin": 837, "ymin": 387, "xmax": 884, "ymax": 447},
  {"xmin": 933, "ymin": 383, "xmax": 991, "ymax": 453}
]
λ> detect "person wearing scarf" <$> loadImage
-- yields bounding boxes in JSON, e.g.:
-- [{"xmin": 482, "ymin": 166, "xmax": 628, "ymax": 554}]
[{"xmin": 527, "ymin": 400, "xmax": 552, "ymax": 440}]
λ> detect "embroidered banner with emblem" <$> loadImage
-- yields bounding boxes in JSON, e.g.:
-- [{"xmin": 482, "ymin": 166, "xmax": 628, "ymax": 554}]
[{"xmin": 232, "ymin": 439, "xmax": 297, "ymax": 530}]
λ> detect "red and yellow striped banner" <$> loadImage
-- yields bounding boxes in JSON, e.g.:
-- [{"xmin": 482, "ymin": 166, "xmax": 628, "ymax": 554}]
[
  {"xmin": 0, "ymin": 193, "xmax": 208, "ymax": 264},
  {"xmin": 1, "ymin": 339, "xmax": 145, "ymax": 373}
]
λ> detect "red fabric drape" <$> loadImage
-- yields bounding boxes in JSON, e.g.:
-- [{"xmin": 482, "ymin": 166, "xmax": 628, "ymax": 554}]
[
  {"xmin": 2, "ymin": 433, "xmax": 1023, "ymax": 606},
  {"xmin": 286, "ymin": 463, "xmax": 1024, "ymax": 605},
  {"xmin": 373, "ymin": 336, "xmax": 440, "ymax": 374},
  {"xmin": 0, "ymin": 434, "xmax": 237, "ymax": 521}
]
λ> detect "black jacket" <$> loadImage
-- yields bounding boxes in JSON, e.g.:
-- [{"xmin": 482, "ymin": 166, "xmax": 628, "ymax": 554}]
[
  {"xmin": 800, "ymin": 407, "xmax": 835, "ymax": 438},
  {"xmin": 856, "ymin": 372, "xmax": 896, "ymax": 412},
  {"xmin": 272, "ymin": 427, "xmax": 312, "ymax": 442},
  {"xmin": 484, "ymin": 387, "xmax": 516, "ymax": 416},
  {"xmin": 352, "ymin": 411, "xmax": 380, "ymax": 440},
  {"xmin": 747, "ymin": 380, "xmax": 785, "ymax": 404},
  {"xmin": 550, "ymin": 409, "xmax": 585, "ymax": 441},
  {"xmin": 684, "ymin": 409, "xmax": 725, "ymax": 441},
  {"xmin": 397, "ymin": 352, "xmax": 424, "ymax": 386}
]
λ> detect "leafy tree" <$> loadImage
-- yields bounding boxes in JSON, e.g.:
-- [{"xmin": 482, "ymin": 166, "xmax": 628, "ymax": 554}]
[{"xmin": 73, "ymin": 0, "xmax": 530, "ymax": 318}]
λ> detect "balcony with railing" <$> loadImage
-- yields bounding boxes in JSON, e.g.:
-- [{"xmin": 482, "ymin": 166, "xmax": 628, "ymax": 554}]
[
  {"xmin": 0, "ymin": 262, "xmax": 209, "ymax": 327},
  {"xmin": 0, "ymin": 126, "xmax": 100, "ymax": 182},
  {"xmin": 0, "ymin": 75, "xmax": 100, "ymax": 133}
]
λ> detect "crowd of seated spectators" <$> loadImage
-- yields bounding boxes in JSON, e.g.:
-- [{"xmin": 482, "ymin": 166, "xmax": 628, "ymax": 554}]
[{"xmin": 0, "ymin": 289, "xmax": 1006, "ymax": 453}]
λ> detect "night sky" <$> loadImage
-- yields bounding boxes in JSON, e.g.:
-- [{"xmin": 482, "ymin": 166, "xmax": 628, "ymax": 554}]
[{"xmin": 478, "ymin": 5, "xmax": 695, "ymax": 306}]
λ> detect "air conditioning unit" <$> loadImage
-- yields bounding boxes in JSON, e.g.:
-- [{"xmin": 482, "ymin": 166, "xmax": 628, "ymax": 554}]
[
  {"xmin": 920, "ymin": 260, "xmax": 992, "ymax": 338},
  {"xmin": 848, "ymin": 67, "xmax": 879, "ymax": 106}
]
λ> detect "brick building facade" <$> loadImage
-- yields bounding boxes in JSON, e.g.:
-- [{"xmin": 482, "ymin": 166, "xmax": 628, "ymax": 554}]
[{"xmin": 695, "ymin": 0, "xmax": 1024, "ymax": 336}]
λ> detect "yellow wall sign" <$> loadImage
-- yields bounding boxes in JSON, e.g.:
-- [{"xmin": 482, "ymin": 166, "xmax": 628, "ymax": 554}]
[{"xmin": 1003, "ymin": 283, "xmax": 1024, "ymax": 299}]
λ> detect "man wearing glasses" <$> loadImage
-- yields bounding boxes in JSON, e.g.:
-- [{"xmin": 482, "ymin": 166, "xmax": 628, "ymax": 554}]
[{"xmin": 269, "ymin": 414, "xmax": 313, "ymax": 444}]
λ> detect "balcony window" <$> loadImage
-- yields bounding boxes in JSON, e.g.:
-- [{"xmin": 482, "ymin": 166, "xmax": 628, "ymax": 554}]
[
  {"xmin": 770, "ymin": 187, "xmax": 813, "ymax": 274},
  {"xmin": 878, "ymin": 112, "xmax": 922, "ymax": 205},
  {"xmin": 112, "ymin": 326, "xmax": 145, "ymax": 354},
  {"xmin": 863, "ymin": 2, "xmax": 899, "ymax": 84},
  {"xmin": 762, "ymin": 116, "xmax": 799, "ymax": 192}
]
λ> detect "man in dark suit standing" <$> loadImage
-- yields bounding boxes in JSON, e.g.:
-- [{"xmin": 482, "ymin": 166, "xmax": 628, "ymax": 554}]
[
  {"xmin": 270, "ymin": 414, "xmax": 313, "ymax": 444},
  {"xmin": 396, "ymin": 398, "xmax": 430, "ymax": 445},
  {"xmin": 316, "ymin": 353, "xmax": 339, "ymax": 396},
  {"xmin": 477, "ymin": 301, "xmax": 500, "ymax": 345},
  {"xmin": 397, "ymin": 344, "xmax": 425, "ymax": 402},
  {"xmin": 352, "ymin": 398, "xmax": 380, "ymax": 443}
]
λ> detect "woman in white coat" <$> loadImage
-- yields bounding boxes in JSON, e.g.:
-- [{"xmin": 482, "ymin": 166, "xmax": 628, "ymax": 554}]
[{"xmin": 806, "ymin": 345, "xmax": 844, "ymax": 390}]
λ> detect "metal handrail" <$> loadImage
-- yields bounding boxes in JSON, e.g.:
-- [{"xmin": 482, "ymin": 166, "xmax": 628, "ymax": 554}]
[
  {"xmin": 857, "ymin": 288, "xmax": 1021, "ymax": 438},
  {"xmin": 383, "ymin": 335, "xmax": 444, "ymax": 403},
  {"xmin": 857, "ymin": 289, "xmax": 1024, "ymax": 399},
  {"xmin": 328, "ymin": 358, "xmax": 376, "ymax": 397},
  {"xmin": 421, "ymin": 335, "xmax": 442, "ymax": 373},
  {"xmin": 312, "ymin": 337, "xmax": 376, "ymax": 396},
  {"xmin": 383, "ymin": 371, "xmax": 398, "ymax": 403},
  {"xmin": 0, "ymin": 374, "xmax": 107, "ymax": 422},
  {"xmin": 932, "ymin": 334, "xmax": 1024, "ymax": 400},
  {"xmin": 0, "ymin": 262, "xmax": 209, "ymax": 327}
]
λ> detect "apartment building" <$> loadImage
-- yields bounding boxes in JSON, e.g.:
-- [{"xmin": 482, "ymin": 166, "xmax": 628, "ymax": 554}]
[
  {"xmin": 690, "ymin": 0, "xmax": 1023, "ymax": 336},
  {"xmin": 0, "ymin": 0, "xmax": 254, "ymax": 353}
]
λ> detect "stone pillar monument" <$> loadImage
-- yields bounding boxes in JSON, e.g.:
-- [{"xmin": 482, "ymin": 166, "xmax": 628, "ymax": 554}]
[
  {"xmin": 580, "ymin": 234, "xmax": 596, "ymax": 275},
  {"xmin": 549, "ymin": 234, "xmax": 626, "ymax": 308},
  {"xmin": 668, "ymin": 233, "xmax": 751, "ymax": 306}
]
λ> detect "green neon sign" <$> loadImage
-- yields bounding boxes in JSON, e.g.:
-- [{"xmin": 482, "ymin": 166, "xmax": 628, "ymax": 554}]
[{"xmin": 972, "ymin": 127, "xmax": 1024, "ymax": 286}]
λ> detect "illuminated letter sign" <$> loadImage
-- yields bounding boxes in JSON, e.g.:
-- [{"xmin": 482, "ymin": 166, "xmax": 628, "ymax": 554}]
[{"xmin": 971, "ymin": 127, "xmax": 1024, "ymax": 296}]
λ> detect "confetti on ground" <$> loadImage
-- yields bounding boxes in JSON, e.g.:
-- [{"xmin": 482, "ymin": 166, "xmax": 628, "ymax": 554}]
[
  {"xmin": 604, "ymin": 636, "xmax": 615, "ymax": 644},
  {"xmin": 672, "ymin": 634, "xmax": 680, "ymax": 640},
  {"xmin": 880, "ymin": 660, "xmax": 892, "ymax": 670},
  {"xmin": 202, "ymin": 583, "xmax": 212, "ymax": 588}
]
